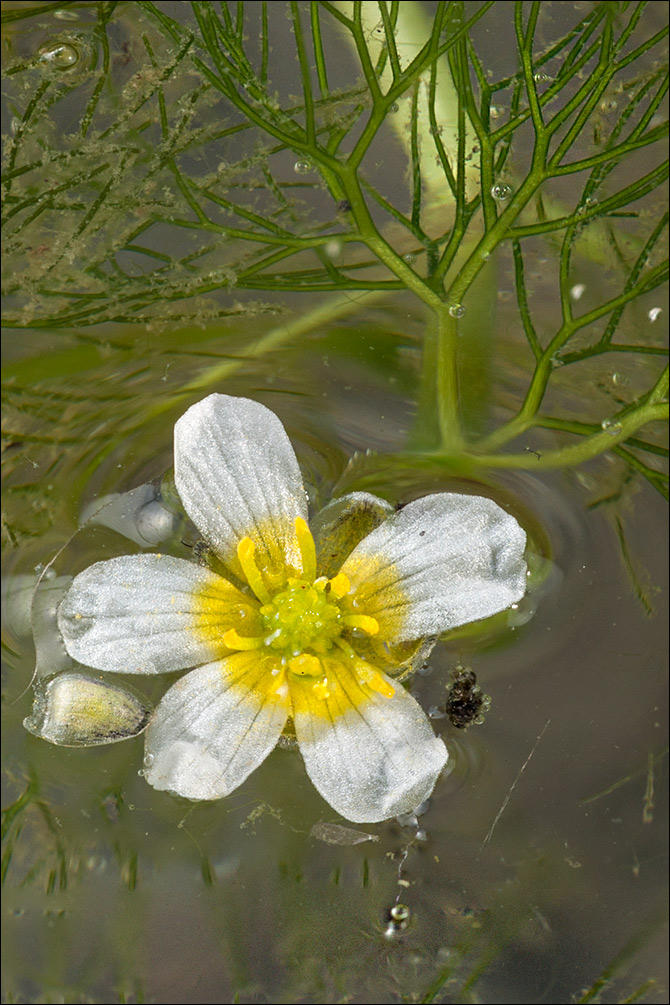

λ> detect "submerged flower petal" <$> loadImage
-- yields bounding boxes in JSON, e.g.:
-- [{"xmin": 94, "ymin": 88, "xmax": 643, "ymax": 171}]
[
  {"xmin": 144, "ymin": 652, "xmax": 289, "ymax": 800},
  {"xmin": 174, "ymin": 394, "xmax": 308, "ymax": 581},
  {"xmin": 58, "ymin": 555, "xmax": 256, "ymax": 674},
  {"xmin": 24, "ymin": 673, "xmax": 152, "ymax": 747},
  {"xmin": 340, "ymin": 493, "xmax": 527, "ymax": 642},
  {"xmin": 310, "ymin": 491, "xmax": 394, "ymax": 578},
  {"xmin": 292, "ymin": 657, "xmax": 448, "ymax": 823}
]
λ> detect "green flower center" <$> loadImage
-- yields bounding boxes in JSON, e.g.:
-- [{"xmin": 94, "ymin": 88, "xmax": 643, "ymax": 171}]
[
  {"xmin": 260, "ymin": 579, "xmax": 343, "ymax": 657},
  {"xmin": 222, "ymin": 520, "xmax": 379, "ymax": 681}
]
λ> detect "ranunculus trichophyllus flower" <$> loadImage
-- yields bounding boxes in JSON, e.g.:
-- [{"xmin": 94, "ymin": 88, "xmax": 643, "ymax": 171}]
[{"xmin": 56, "ymin": 394, "xmax": 528, "ymax": 822}]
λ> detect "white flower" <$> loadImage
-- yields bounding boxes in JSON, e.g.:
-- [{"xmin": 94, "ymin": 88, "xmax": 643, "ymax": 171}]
[{"xmin": 57, "ymin": 394, "xmax": 528, "ymax": 823}]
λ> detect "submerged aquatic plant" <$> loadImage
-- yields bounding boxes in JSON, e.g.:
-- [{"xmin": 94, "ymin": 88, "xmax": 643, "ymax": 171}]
[
  {"xmin": 32, "ymin": 394, "xmax": 527, "ymax": 822},
  {"xmin": 2, "ymin": 1, "xmax": 668, "ymax": 497}
]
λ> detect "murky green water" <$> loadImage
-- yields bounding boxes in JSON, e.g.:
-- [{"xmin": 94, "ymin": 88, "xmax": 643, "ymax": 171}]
[{"xmin": 2, "ymin": 2, "xmax": 668, "ymax": 1004}]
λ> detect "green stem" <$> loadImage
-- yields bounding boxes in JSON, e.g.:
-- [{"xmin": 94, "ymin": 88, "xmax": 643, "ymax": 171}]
[{"xmin": 466, "ymin": 401, "xmax": 668, "ymax": 470}]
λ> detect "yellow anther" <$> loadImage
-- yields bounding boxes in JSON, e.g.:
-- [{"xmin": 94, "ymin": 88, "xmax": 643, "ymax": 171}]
[
  {"xmin": 237, "ymin": 537, "xmax": 272, "ymax": 604},
  {"xmin": 223, "ymin": 628, "xmax": 264, "ymax": 651},
  {"xmin": 342, "ymin": 614, "xmax": 379, "ymax": 636},
  {"xmin": 355, "ymin": 662, "xmax": 395, "ymax": 699},
  {"xmin": 295, "ymin": 516, "xmax": 316, "ymax": 582},
  {"xmin": 288, "ymin": 653, "xmax": 323, "ymax": 677},
  {"xmin": 312, "ymin": 678, "xmax": 331, "ymax": 700},
  {"xmin": 328, "ymin": 573, "xmax": 350, "ymax": 599}
]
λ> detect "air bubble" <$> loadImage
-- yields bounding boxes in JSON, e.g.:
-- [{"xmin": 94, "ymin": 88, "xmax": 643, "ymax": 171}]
[
  {"xmin": 491, "ymin": 183, "xmax": 512, "ymax": 202},
  {"xmin": 489, "ymin": 105, "xmax": 504, "ymax": 119},
  {"xmin": 533, "ymin": 72, "xmax": 553, "ymax": 82},
  {"xmin": 293, "ymin": 160, "xmax": 312, "ymax": 175},
  {"xmin": 324, "ymin": 239, "xmax": 342, "ymax": 260},
  {"xmin": 648, "ymin": 307, "xmax": 662, "ymax": 322},
  {"xmin": 54, "ymin": 8, "xmax": 80, "ymax": 18},
  {"xmin": 577, "ymin": 196, "xmax": 598, "ymax": 215},
  {"xmin": 612, "ymin": 372, "xmax": 628, "ymax": 386},
  {"xmin": 550, "ymin": 353, "xmax": 565, "ymax": 368},
  {"xmin": 448, "ymin": 303, "xmax": 465, "ymax": 318},
  {"xmin": 384, "ymin": 902, "xmax": 411, "ymax": 935},
  {"xmin": 600, "ymin": 418, "xmax": 623, "ymax": 435},
  {"xmin": 143, "ymin": 753, "xmax": 155, "ymax": 768},
  {"xmin": 600, "ymin": 99, "xmax": 618, "ymax": 111},
  {"xmin": 403, "ymin": 253, "xmax": 415, "ymax": 264},
  {"xmin": 389, "ymin": 102, "xmax": 399, "ymax": 113},
  {"xmin": 570, "ymin": 283, "xmax": 586, "ymax": 301},
  {"xmin": 38, "ymin": 41, "xmax": 80, "ymax": 69}
]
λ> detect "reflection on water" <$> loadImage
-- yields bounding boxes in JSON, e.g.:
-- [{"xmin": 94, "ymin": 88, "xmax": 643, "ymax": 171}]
[{"xmin": 3, "ymin": 321, "xmax": 667, "ymax": 1003}]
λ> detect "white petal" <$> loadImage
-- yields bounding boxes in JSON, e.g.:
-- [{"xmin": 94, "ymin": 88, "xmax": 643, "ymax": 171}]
[
  {"xmin": 292, "ymin": 659, "xmax": 448, "ymax": 823},
  {"xmin": 174, "ymin": 395, "xmax": 307, "ymax": 579},
  {"xmin": 340, "ymin": 493, "xmax": 527, "ymax": 641},
  {"xmin": 144, "ymin": 653, "xmax": 288, "ymax": 800},
  {"xmin": 58, "ymin": 555, "xmax": 255, "ymax": 674}
]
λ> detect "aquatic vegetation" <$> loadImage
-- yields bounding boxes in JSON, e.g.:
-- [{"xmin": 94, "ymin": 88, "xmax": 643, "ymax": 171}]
[
  {"xmin": 1, "ymin": 4, "xmax": 667, "ymax": 1002},
  {"xmin": 38, "ymin": 393, "xmax": 527, "ymax": 821},
  {"xmin": 2, "ymin": 1, "xmax": 667, "ymax": 492}
]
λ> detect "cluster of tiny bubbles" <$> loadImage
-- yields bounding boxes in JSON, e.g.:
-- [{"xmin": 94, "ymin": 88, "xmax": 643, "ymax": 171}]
[
  {"xmin": 550, "ymin": 351, "xmax": 565, "ymax": 368},
  {"xmin": 570, "ymin": 282, "xmax": 586, "ymax": 301},
  {"xmin": 489, "ymin": 104, "xmax": 505, "ymax": 119},
  {"xmin": 648, "ymin": 307, "xmax": 663, "ymax": 322},
  {"xmin": 384, "ymin": 903, "xmax": 411, "ymax": 938},
  {"xmin": 577, "ymin": 196, "xmax": 598, "ymax": 215},
  {"xmin": 293, "ymin": 160, "xmax": 313, "ymax": 175},
  {"xmin": 601, "ymin": 418, "xmax": 623, "ymax": 435},
  {"xmin": 491, "ymin": 182, "xmax": 512, "ymax": 202},
  {"xmin": 448, "ymin": 303, "xmax": 466, "ymax": 319},
  {"xmin": 38, "ymin": 40, "xmax": 80, "ymax": 69}
]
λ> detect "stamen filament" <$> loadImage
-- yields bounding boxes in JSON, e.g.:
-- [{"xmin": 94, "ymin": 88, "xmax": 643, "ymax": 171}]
[
  {"xmin": 342, "ymin": 614, "xmax": 379, "ymax": 636},
  {"xmin": 295, "ymin": 516, "xmax": 316, "ymax": 582},
  {"xmin": 237, "ymin": 537, "xmax": 272, "ymax": 604},
  {"xmin": 223, "ymin": 628, "xmax": 265, "ymax": 650}
]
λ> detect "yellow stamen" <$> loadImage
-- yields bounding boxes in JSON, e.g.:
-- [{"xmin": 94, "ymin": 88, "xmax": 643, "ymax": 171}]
[
  {"xmin": 237, "ymin": 537, "xmax": 272, "ymax": 604},
  {"xmin": 312, "ymin": 678, "xmax": 331, "ymax": 700},
  {"xmin": 288, "ymin": 653, "xmax": 323, "ymax": 677},
  {"xmin": 295, "ymin": 516, "xmax": 316, "ymax": 582},
  {"xmin": 328, "ymin": 573, "xmax": 350, "ymax": 599},
  {"xmin": 223, "ymin": 628, "xmax": 265, "ymax": 650},
  {"xmin": 267, "ymin": 667, "xmax": 288, "ymax": 698},
  {"xmin": 342, "ymin": 614, "xmax": 379, "ymax": 636},
  {"xmin": 355, "ymin": 662, "xmax": 395, "ymax": 699}
]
